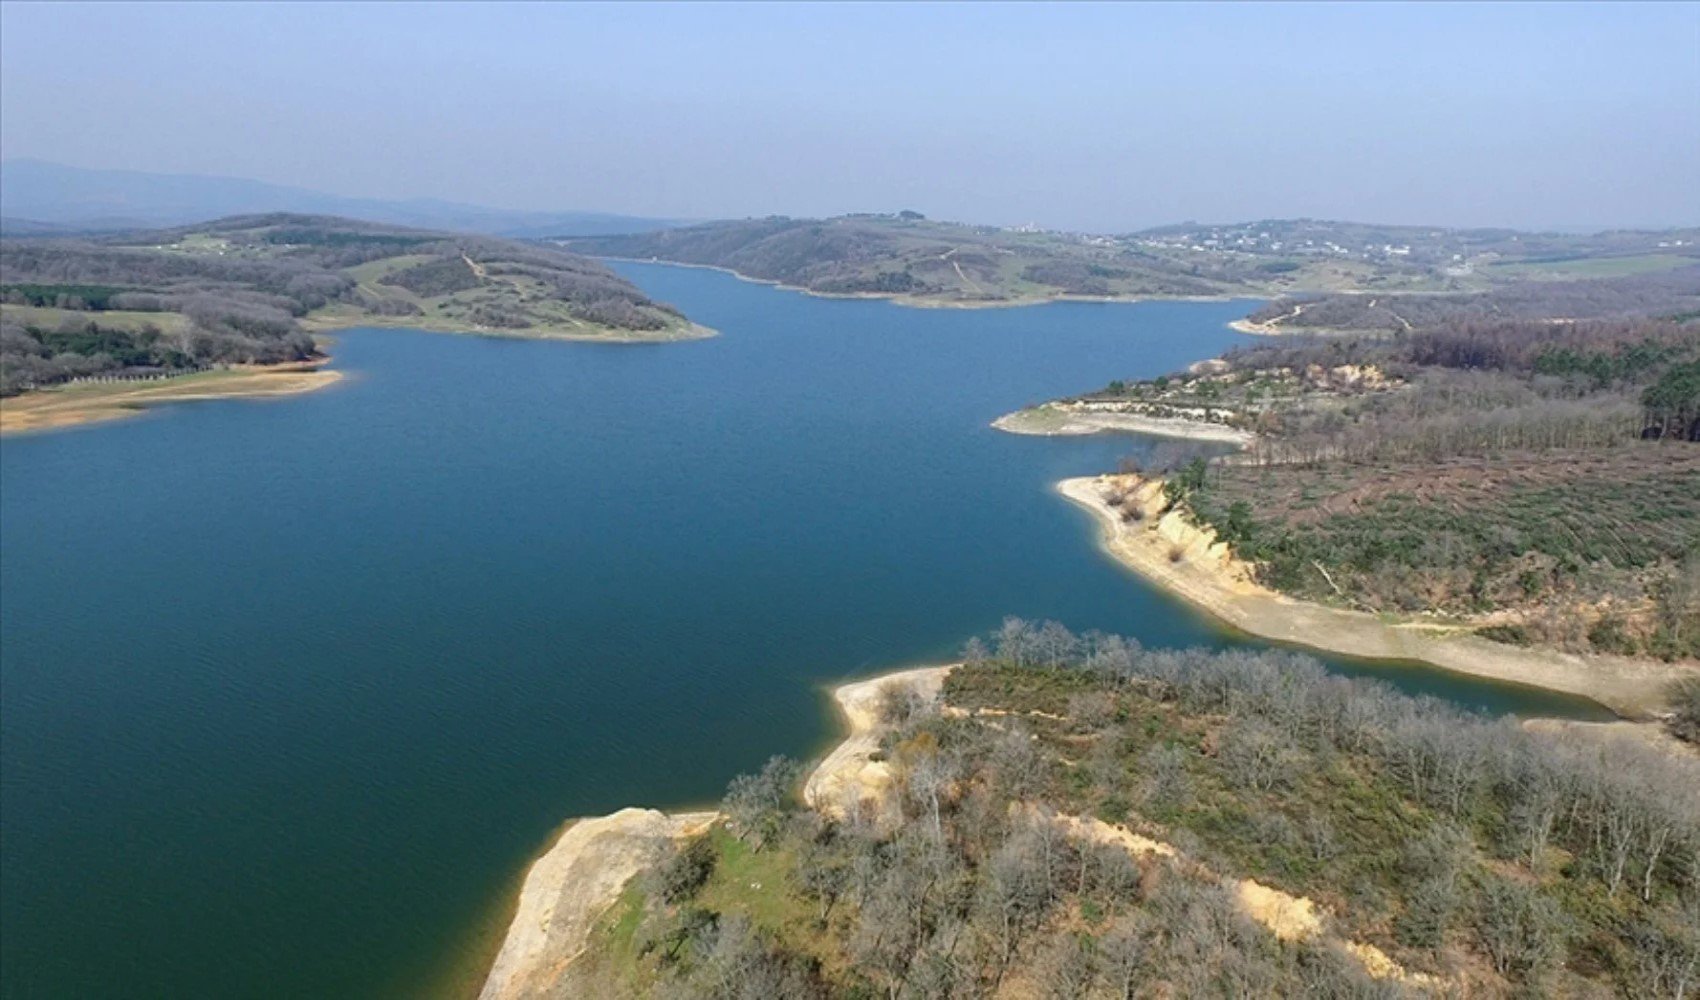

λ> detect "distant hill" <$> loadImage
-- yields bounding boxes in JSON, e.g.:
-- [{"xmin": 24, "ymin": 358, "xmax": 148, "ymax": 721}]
[
  {"xmin": 0, "ymin": 217, "xmax": 80, "ymax": 237},
  {"xmin": 0, "ymin": 213, "xmax": 702, "ymax": 395},
  {"xmin": 0, "ymin": 160, "xmax": 680, "ymax": 237},
  {"xmin": 569, "ymin": 213, "xmax": 1700, "ymax": 309},
  {"xmin": 567, "ymin": 214, "xmax": 1243, "ymax": 304}
]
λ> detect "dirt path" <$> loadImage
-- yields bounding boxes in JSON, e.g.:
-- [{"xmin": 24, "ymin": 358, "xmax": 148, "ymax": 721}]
[
  {"xmin": 461, "ymin": 253, "xmax": 489, "ymax": 280},
  {"xmin": 1058, "ymin": 474, "xmax": 1691, "ymax": 717}
]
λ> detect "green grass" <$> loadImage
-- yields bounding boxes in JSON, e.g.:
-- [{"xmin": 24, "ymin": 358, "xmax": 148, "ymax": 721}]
[
  {"xmin": 0, "ymin": 303, "xmax": 191, "ymax": 336},
  {"xmin": 1485, "ymin": 253, "xmax": 1694, "ymax": 279},
  {"xmin": 696, "ymin": 827, "xmax": 807, "ymax": 928}
]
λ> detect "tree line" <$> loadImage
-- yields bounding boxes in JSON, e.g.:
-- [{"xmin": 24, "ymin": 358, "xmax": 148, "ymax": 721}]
[{"xmin": 563, "ymin": 621, "xmax": 1698, "ymax": 998}]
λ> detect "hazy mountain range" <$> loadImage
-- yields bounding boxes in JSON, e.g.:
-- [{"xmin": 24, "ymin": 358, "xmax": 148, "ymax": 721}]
[{"xmin": 0, "ymin": 160, "xmax": 679, "ymax": 237}]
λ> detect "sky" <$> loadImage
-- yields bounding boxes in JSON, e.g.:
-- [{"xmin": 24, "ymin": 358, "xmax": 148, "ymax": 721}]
[{"xmin": 1, "ymin": 2, "xmax": 1696, "ymax": 231}]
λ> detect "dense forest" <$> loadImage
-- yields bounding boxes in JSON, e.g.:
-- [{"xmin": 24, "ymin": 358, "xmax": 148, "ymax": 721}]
[
  {"xmin": 0, "ymin": 214, "xmax": 690, "ymax": 395},
  {"xmin": 1071, "ymin": 316, "xmax": 1700, "ymax": 659},
  {"xmin": 566, "ymin": 623, "xmax": 1700, "ymax": 998}
]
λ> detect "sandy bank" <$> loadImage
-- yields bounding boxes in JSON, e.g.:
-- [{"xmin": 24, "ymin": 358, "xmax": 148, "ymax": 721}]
[
  {"xmin": 479, "ymin": 665, "xmax": 951, "ymax": 998},
  {"xmin": 477, "ymin": 808, "xmax": 718, "ymax": 1000},
  {"xmin": 1228, "ymin": 317, "xmax": 1383, "ymax": 339},
  {"xmin": 1229, "ymin": 317, "xmax": 1289, "ymax": 336},
  {"xmin": 1521, "ymin": 717, "xmax": 1699, "ymax": 761},
  {"xmin": 0, "ymin": 360, "xmax": 343, "ymax": 436},
  {"xmin": 1058, "ymin": 474, "xmax": 1691, "ymax": 718},
  {"xmin": 992, "ymin": 404, "xmax": 1254, "ymax": 445},
  {"xmin": 303, "ymin": 312, "xmax": 717, "ymax": 344},
  {"xmin": 803, "ymin": 666, "xmax": 953, "ymax": 820}
]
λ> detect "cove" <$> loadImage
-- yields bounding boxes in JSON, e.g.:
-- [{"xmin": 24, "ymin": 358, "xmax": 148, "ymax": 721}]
[{"xmin": 0, "ymin": 262, "xmax": 1610, "ymax": 999}]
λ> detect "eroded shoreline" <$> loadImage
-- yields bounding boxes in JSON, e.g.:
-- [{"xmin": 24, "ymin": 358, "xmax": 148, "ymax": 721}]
[
  {"xmin": 992, "ymin": 404, "xmax": 1254, "ymax": 444},
  {"xmin": 1058, "ymin": 474, "xmax": 1691, "ymax": 718},
  {"xmin": 0, "ymin": 315, "xmax": 719, "ymax": 437},
  {"xmin": 0, "ymin": 358, "xmax": 344, "ymax": 436},
  {"xmin": 476, "ymin": 665, "xmax": 950, "ymax": 1000}
]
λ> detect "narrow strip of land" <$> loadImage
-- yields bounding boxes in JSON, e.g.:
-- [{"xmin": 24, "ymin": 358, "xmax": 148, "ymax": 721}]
[
  {"xmin": 0, "ymin": 360, "xmax": 342, "ymax": 435},
  {"xmin": 992, "ymin": 404, "xmax": 1254, "ymax": 444},
  {"xmin": 1058, "ymin": 474, "xmax": 1689, "ymax": 717},
  {"xmin": 477, "ymin": 666, "xmax": 948, "ymax": 1000}
]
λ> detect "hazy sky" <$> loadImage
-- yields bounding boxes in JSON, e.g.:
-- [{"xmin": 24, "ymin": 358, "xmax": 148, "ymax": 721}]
[{"xmin": 2, "ymin": 2, "xmax": 1696, "ymax": 231}]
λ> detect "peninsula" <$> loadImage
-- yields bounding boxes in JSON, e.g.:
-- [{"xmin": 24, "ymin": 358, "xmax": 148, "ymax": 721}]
[
  {"xmin": 0, "ymin": 214, "xmax": 708, "ymax": 432},
  {"xmin": 566, "ymin": 213, "xmax": 1700, "ymax": 310},
  {"xmin": 482, "ymin": 628, "xmax": 1700, "ymax": 998},
  {"xmin": 996, "ymin": 305, "xmax": 1700, "ymax": 718}
]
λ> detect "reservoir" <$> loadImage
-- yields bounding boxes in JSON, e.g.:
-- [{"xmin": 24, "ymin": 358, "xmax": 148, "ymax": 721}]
[{"xmin": 0, "ymin": 262, "xmax": 1609, "ymax": 998}]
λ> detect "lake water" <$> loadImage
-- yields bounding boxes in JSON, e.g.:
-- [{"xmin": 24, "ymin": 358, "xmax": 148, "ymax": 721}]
[{"xmin": 0, "ymin": 262, "xmax": 1609, "ymax": 998}]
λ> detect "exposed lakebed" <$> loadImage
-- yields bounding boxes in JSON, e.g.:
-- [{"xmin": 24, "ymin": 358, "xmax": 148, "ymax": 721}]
[{"xmin": 0, "ymin": 262, "xmax": 1609, "ymax": 999}]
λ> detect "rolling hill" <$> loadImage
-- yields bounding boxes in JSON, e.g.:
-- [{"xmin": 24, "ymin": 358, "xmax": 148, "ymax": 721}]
[
  {"xmin": 568, "ymin": 213, "xmax": 1700, "ymax": 310},
  {"xmin": 0, "ymin": 213, "xmax": 704, "ymax": 395},
  {"xmin": 0, "ymin": 160, "xmax": 680, "ymax": 237}
]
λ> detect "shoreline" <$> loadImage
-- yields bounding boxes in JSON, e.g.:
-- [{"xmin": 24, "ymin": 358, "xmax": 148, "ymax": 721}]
[
  {"xmin": 1, "ymin": 316, "xmax": 718, "ymax": 437},
  {"xmin": 475, "ymin": 665, "xmax": 951, "ymax": 999},
  {"xmin": 302, "ymin": 313, "xmax": 718, "ymax": 344},
  {"xmin": 1228, "ymin": 317, "xmax": 1382, "ymax": 338},
  {"xmin": 0, "ymin": 356, "xmax": 344, "ymax": 436},
  {"xmin": 596, "ymin": 255, "xmax": 1258, "ymax": 312},
  {"xmin": 1057, "ymin": 474, "xmax": 1692, "ymax": 719},
  {"xmin": 992, "ymin": 404, "xmax": 1254, "ymax": 445},
  {"xmin": 1228, "ymin": 317, "xmax": 1287, "ymax": 336}
]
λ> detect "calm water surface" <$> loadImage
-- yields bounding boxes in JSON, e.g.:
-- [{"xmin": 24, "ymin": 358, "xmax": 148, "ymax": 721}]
[{"xmin": 0, "ymin": 263, "xmax": 1608, "ymax": 998}]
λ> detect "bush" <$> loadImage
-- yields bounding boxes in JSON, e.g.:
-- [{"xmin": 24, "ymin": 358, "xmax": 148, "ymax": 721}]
[{"xmin": 654, "ymin": 835, "xmax": 717, "ymax": 904}]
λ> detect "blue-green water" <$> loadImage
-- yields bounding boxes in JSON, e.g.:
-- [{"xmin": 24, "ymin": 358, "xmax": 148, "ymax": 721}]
[{"xmin": 0, "ymin": 263, "xmax": 1608, "ymax": 998}]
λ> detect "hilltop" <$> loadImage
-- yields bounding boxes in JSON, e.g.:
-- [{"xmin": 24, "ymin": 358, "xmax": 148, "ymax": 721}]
[
  {"xmin": 0, "ymin": 159, "xmax": 680, "ymax": 236},
  {"xmin": 998, "ymin": 305, "xmax": 1700, "ymax": 688},
  {"xmin": 511, "ymin": 628, "xmax": 1700, "ymax": 999},
  {"xmin": 0, "ymin": 213, "xmax": 706, "ymax": 400},
  {"xmin": 566, "ymin": 213, "xmax": 1700, "ymax": 308}
]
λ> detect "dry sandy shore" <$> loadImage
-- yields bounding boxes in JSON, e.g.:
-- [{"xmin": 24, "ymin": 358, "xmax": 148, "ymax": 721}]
[
  {"xmin": 803, "ymin": 666, "xmax": 952, "ymax": 819},
  {"xmin": 992, "ymin": 404, "xmax": 1254, "ymax": 445},
  {"xmin": 1059, "ymin": 474, "xmax": 1692, "ymax": 718},
  {"xmin": 0, "ymin": 360, "xmax": 342, "ymax": 435},
  {"xmin": 477, "ymin": 666, "xmax": 949, "ymax": 1000},
  {"xmin": 481, "ymin": 663, "xmax": 1452, "ymax": 995},
  {"xmin": 476, "ymin": 808, "xmax": 719, "ymax": 1000}
]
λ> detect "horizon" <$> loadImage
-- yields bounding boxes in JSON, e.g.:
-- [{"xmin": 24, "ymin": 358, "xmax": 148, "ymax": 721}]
[
  {"xmin": 2, "ymin": 2, "xmax": 1696, "ymax": 232},
  {"xmin": 4, "ymin": 156, "xmax": 1697, "ymax": 239}
]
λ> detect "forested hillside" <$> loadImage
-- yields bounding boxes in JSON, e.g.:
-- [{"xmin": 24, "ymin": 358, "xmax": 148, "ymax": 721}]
[
  {"xmin": 568, "ymin": 215, "xmax": 1330, "ymax": 304},
  {"xmin": 1048, "ymin": 315, "xmax": 1700, "ymax": 660},
  {"xmin": 568, "ymin": 214, "xmax": 1700, "ymax": 309},
  {"xmin": 0, "ymin": 214, "xmax": 696, "ymax": 395},
  {"xmin": 564, "ymin": 624, "xmax": 1700, "ymax": 998},
  {"xmin": 1245, "ymin": 266, "xmax": 1700, "ymax": 334}
]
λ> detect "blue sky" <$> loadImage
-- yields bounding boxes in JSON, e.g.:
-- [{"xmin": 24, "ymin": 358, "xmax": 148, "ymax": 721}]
[{"xmin": 1, "ymin": 1, "xmax": 1695, "ymax": 230}]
